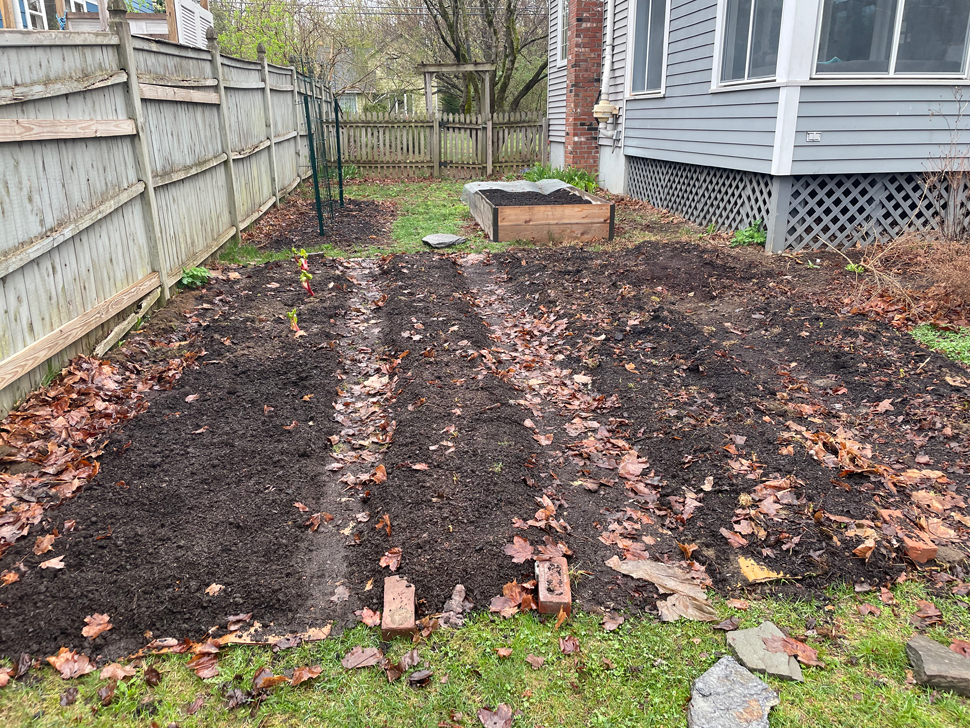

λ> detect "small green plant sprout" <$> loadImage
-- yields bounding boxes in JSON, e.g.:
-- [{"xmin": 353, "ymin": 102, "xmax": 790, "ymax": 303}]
[
  {"xmin": 300, "ymin": 269, "xmax": 314, "ymax": 296},
  {"xmin": 705, "ymin": 221, "xmax": 717, "ymax": 235},
  {"xmin": 290, "ymin": 248, "xmax": 314, "ymax": 296},
  {"xmin": 730, "ymin": 220, "xmax": 767, "ymax": 248},
  {"xmin": 523, "ymin": 164, "xmax": 598, "ymax": 192},
  {"xmin": 179, "ymin": 266, "xmax": 211, "ymax": 288},
  {"xmin": 286, "ymin": 308, "xmax": 306, "ymax": 337},
  {"xmin": 845, "ymin": 262, "xmax": 866, "ymax": 274}
]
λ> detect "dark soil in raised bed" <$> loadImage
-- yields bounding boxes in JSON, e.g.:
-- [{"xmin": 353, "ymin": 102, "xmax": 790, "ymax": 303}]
[
  {"xmin": 479, "ymin": 188, "xmax": 593, "ymax": 207},
  {"xmin": 1, "ymin": 236, "xmax": 967, "ymax": 660}
]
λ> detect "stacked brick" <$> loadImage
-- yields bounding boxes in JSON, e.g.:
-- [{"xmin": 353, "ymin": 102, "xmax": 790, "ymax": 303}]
[{"xmin": 563, "ymin": 0, "xmax": 603, "ymax": 174}]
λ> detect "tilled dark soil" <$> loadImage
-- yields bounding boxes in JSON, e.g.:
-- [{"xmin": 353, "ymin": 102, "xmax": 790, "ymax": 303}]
[
  {"xmin": 479, "ymin": 189, "xmax": 592, "ymax": 207},
  {"xmin": 245, "ymin": 196, "xmax": 395, "ymax": 253},
  {"xmin": 1, "ymin": 238, "xmax": 968, "ymax": 660}
]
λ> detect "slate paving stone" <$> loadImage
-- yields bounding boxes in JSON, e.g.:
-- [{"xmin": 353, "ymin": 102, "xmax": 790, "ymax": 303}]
[
  {"xmin": 687, "ymin": 656, "xmax": 779, "ymax": 728},
  {"xmin": 422, "ymin": 233, "xmax": 466, "ymax": 249},
  {"xmin": 727, "ymin": 621, "xmax": 803, "ymax": 682},
  {"xmin": 907, "ymin": 634, "xmax": 970, "ymax": 697}
]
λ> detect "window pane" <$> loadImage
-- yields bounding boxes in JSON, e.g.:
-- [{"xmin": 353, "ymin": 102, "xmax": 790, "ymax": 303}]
[
  {"xmin": 896, "ymin": 0, "xmax": 970, "ymax": 74},
  {"xmin": 722, "ymin": 0, "xmax": 753, "ymax": 82},
  {"xmin": 632, "ymin": 0, "xmax": 650, "ymax": 91},
  {"xmin": 816, "ymin": 0, "xmax": 897, "ymax": 74},
  {"xmin": 748, "ymin": 0, "xmax": 784, "ymax": 78},
  {"xmin": 560, "ymin": 0, "xmax": 569, "ymax": 61},
  {"xmin": 646, "ymin": 0, "xmax": 667, "ymax": 90}
]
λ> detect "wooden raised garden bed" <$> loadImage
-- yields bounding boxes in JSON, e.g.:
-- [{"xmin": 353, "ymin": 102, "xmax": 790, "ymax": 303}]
[{"xmin": 468, "ymin": 186, "xmax": 615, "ymax": 243}]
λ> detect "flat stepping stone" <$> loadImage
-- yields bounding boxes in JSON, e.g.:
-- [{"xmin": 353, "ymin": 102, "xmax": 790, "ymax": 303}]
[
  {"xmin": 907, "ymin": 634, "xmax": 970, "ymax": 697},
  {"xmin": 688, "ymin": 656, "xmax": 779, "ymax": 728},
  {"xmin": 422, "ymin": 233, "xmax": 466, "ymax": 249},
  {"xmin": 727, "ymin": 621, "xmax": 803, "ymax": 682}
]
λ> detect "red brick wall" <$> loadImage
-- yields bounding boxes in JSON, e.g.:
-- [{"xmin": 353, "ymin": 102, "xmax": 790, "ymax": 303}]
[{"xmin": 563, "ymin": 0, "xmax": 603, "ymax": 174}]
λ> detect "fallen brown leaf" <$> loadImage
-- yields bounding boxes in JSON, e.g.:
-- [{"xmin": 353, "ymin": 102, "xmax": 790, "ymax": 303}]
[
  {"xmin": 727, "ymin": 599, "xmax": 750, "ymax": 611},
  {"xmin": 97, "ymin": 681, "xmax": 116, "ymax": 706},
  {"xmin": 950, "ymin": 639, "xmax": 970, "ymax": 658},
  {"xmin": 186, "ymin": 653, "xmax": 219, "ymax": 679},
  {"xmin": 290, "ymin": 665, "xmax": 323, "ymax": 686},
  {"xmin": 341, "ymin": 646, "xmax": 383, "ymax": 669},
  {"xmin": 714, "ymin": 616, "xmax": 740, "ymax": 631},
  {"xmin": 33, "ymin": 534, "xmax": 56, "ymax": 555},
  {"xmin": 227, "ymin": 612, "xmax": 252, "ymax": 631},
  {"xmin": 372, "ymin": 464, "xmax": 387, "ymax": 484},
  {"xmin": 380, "ymin": 547, "xmax": 402, "ymax": 571},
  {"xmin": 720, "ymin": 528, "xmax": 748, "ymax": 549},
  {"xmin": 478, "ymin": 704, "xmax": 514, "ymax": 728},
  {"xmin": 359, "ymin": 607, "xmax": 381, "ymax": 627},
  {"xmin": 913, "ymin": 599, "xmax": 943, "ymax": 626},
  {"xmin": 47, "ymin": 648, "xmax": 96, "ymax": 679},
  {"xmin": 82, "ymin": 613, "xmax": 112, "ymax": 639},
  {"xmin": 293, "ymin": 502, "xmax": 309, "ymax": 512},
  {"xmin": 39, "ymin": 556, "xmax": 65, "ymax": 570},
  {"xmin": 58, "ymin": 686, "xmax": 78, "ymax": 705},
  {"xmin": 253, "ymin": 666, "xmax": 289, "ymax": 691},
  {"xmin": 559, "ymin": 636, "xmax": 580, "ymax": 654},
  {"xmin": 183, "ymin": 694, "xmax": 205, "ymax": 715},
  {"xmin": 144, "ymin": 665, "xmax": 162, "ymax": 686},
  {"xmin": 525, "ymin": 654, "xmax": 544, "ymax": 670},
  {"xmin": 1, "ymin": 570, "xmax": 20, "ymax": 586},
  {"xmin": 504, "ymin": 535, "xmax": 533, "ymax": 564},
  {"xmin": 857, "ymin": 604, "xmax": 881, "ymax": 618},
  {"xmin": 100, "ymin": 663, "xmax": 135, "ymax": 681},
  {"xmin": 495, "ymin": 647, "xmax": 512, "ymax": 658},
  {"xmin": 205, "ymin": 583, "xmax": 224, "ymax": 596},
  {"xmin": 603, "ymin": 613, "xmax": 624, "ymax": 631},
  {"xmin": 763, "ymin": 635, "xmax": 824, "ymax": 667}
]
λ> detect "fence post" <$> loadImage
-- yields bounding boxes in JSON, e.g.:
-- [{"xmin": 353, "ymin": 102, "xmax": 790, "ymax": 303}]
[
  {"xmin": 257, "ymin": 43, "xmax": 280, "ymax": 207},
  {"xmin": 432, "ymin": 115, "xmax": 440, "ymax": 178},
  {"xmin": 289, "ymin": 63, "xmax": 301, "ymax": 181},
  {"xmin": 206, "ymin": 28, "xmax": 243, "ymax": 243},
  {"xmin": 108, "ymin": 0, "xmax": 169, "ymax": 304},
  {"xmin": 541, "ymin": 116, "xmax": 549, "ymax": 165},
  {"xmin": 486, "ymin": 114, "xmax": 493, "ymax": 177}
]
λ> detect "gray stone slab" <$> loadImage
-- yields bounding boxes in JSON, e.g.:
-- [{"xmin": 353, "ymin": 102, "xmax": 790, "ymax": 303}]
[
  {"xmin": 727, "ymin": 621, "xmax": 803, "ymax": 682},
  {"xmin": 688, "ymin": 656, "xmax": 779, "ymax": 728},
  {"xmin": 422, "ymin": 233, "xmax": 466, "ymax": 249},
  {"xmin": 907, "ymin": 634, "xmax": 970, "ymax": 697}
]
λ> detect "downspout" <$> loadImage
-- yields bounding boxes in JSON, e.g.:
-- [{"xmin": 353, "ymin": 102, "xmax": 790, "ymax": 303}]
[{"xmin": 592, "ymin": 0, "xmax": 620, "ymax": 142}]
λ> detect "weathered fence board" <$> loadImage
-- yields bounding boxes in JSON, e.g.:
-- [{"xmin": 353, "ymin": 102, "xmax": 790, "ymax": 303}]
[{"xmin": 0, "ymin": 20, "xmax": 325, "ymax": 415}]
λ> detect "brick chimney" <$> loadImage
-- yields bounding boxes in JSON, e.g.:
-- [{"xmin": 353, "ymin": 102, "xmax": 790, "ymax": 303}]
[{"xmin": 563, "ymin": 0, "xmax": 603, "ymax": 174}]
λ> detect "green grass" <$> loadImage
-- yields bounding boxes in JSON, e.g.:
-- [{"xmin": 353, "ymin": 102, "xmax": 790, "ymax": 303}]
[
  {"xmin": 3, "ymin": 583, "xmax": 968, "ymax": 727},
  {"xmin": 912, "ymin": 324, "xmax": 970, "ymax": 365}
]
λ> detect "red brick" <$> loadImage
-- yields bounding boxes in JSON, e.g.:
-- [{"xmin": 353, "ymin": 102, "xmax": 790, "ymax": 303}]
[
  {"xmin": 562, "ymin": 0, "xmax": 603, "ymax": 174},
  {"xmin": 381, "ymin": 575, "xmax": 416, "ymax": 639},
  {"xmin": 536, "ymin": 557, "xmax": 571, "ymax": 616},
  {"xmin": 878, "ymin": 509, "xmax": 938, "ymax": 564}
]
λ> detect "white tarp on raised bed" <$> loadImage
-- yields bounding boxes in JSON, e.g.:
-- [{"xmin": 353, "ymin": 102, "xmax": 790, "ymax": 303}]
[{"xmin": 460, "ymin": 179, "xmax": 576, "ymax": 206}]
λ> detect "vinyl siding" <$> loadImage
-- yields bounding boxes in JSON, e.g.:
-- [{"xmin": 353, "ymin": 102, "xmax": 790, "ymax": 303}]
[
  {"xmin": 600, "ymin": 0, "xmax": 629, "ymax": 146},
  {"xmin": 792, "ymin": 85, "xmax": 970, "ymax": 175},
  {"xmin": 547, "ymin": 0, "xmax": 568, "ymax": 143},
  {"xmin": 622, "ymin": 0, "xmax": 779, "ymax": 173}
]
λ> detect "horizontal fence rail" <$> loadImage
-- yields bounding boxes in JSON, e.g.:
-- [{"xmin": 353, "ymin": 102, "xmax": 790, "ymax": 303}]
[
  {"xmin": 0, "ymin": 21, "xmax": 330, "ymax": 414},
  {"xmin": 335, "ymin": 110, "xmax": 548, "ymax": 179}
]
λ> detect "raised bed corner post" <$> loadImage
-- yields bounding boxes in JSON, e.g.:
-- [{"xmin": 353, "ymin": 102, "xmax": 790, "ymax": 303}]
[
  {"xmin": 257, "ymin": 43, "xmax": 280, "ymax": 208},
  {"xmin": 207, "ymin": 28, "xmax": 243, "ymax": 247},
  {"xmin": 109, "ymin": 0, "xmax": 169, "ymax": 304},
  {"xmin": 333, "ymin": 97, "xmax": 345, "ymax": 207}
]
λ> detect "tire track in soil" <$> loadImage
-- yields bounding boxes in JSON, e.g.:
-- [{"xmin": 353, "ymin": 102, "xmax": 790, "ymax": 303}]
[
  {"xmin": 459, "ymin": 254, "xmax": 705, "ymax": 616},
  {"xmin": 346, "ymin": 254, "xmax": 541, "ymax": 617}
]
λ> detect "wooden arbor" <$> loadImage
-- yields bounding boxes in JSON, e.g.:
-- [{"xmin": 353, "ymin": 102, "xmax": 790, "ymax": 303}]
[{"xmin": 416, "ymin": 62, "xmax": 496, "ymax": 177}]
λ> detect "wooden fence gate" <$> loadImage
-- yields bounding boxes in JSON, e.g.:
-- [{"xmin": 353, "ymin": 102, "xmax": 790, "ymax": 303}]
[{"xmin": 336, "ymin": 111, "xmax": 548, "ymax": 179}]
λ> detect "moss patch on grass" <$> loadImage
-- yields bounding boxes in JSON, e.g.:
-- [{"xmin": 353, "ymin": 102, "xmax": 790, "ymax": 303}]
[{"xmin": 2, "ymin": 583, "xmax": 968, "ymax": 727}]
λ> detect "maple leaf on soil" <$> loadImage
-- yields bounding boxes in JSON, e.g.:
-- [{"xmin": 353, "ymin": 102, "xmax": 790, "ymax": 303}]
[
  {"xmin": 763, "ymin": 636, "xmax": 824, "ymax": 667},
  {"xmin": 82, "ymin": 613, "xmax": 113, "ymax": 639},
  {"xmin": 358, "ymin": 607, "xmax": 382, "ymax": 627},
  {"xmin": 205, "ymin": 583, "xmax": 224, "ymax": 596},
  {"xmin": 331, "ymin": 585, "xmax": 350, "ymax": 602},
  {"xmin": 720, "ymin": 528, "xmax": 748, "ymax": 549},
  {"xmin": 525, "ymin": 654, "xmax": 544, "ymax": 670},
  {"xmin": 227, "ymin": 612, "xmax": 252, "ymax": 631},
  {"xmin": 40, "ymin": 555, "xmax": 65, "ymax": 569},
  {"xmin": 372, "ymin": 464, "xmax": 388, "ymax": 484},
  {"xmin": 1, "ymin": 570, "xmax": 20, "ymax": 586},
  {"xmin": 293, "ymin": 502, "xmax": 309, "ymax": 512},
  {"xmin": 186, "ymin": 653, "xmax": 219, "ymax": 679},
  {"xmin": 503, "ymin": 536, "xmax": 534, "ymax": 563},
  {"xmin": 47, "ymin": 648, "xmax": 96, "ymax": 679},
  {"xmin": 341, "ymin": 646, "xmax": 383, "ymax": 669},
  {"xmin": 375, "ymin": 513, "xmax": 392, "ymax": 537},
  {"xmin": 33, "ymin": 534, "xmax": 56, "ymax": 555},
  {"xmin": 380, "ymin": 547, "xmax": 402, "ymax": 571},
  {"xmin": 533, "ymin": 433, "xmax": 553, "ymax": 446},
  {"xmin": 290, "ymin": 665, "xmax": 323, "ymax": 686}
]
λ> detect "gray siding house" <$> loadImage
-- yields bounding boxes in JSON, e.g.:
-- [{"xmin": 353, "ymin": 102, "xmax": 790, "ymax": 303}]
[{"xmin": 549, "ymin": 0, "xmax": 970, "ymax": 251}]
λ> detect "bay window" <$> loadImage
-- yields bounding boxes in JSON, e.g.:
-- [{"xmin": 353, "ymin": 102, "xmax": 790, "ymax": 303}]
[
  {"xmin": 720, "ymin": 0, "xmax": 784, "ymax": 83},
  {"xmin": 816, "ymin": 0, "xmax": 970, "ymax": 76},
  {"xmin": 631, "ymin": 0, "xmax": 668, "ymax": 93}
]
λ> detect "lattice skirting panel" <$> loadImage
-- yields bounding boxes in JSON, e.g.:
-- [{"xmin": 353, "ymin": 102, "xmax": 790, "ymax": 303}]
[
  {"xmin": 626, "ymin": 157, "xmax": 773, "ymax": 233},
  {"xmin": 626, "ymin": 156, "xmax": 970, "ymax": 251},
  {"xmin": 784, "ymin": 173, "xmax": 968, "ymax": 251}
]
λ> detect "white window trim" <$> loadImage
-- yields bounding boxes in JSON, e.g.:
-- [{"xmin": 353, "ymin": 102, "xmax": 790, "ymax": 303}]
[
  {"xmin": 811, "ymin": 0, "xmax": 970, "ymax": 82},
  {"xmin": 625, "ymin": 0, "xmax": 672, "ymax": 99},
  {"xmin": 557, "ymin": 0, "xmax": 568, "ymax": 68},
  {"xmin": 710, "ymin": 0, "xmax": 782, "ymax": 91},
  {"xmin": 17, "ymin": 0, "xmax": 50, "ymax": 29}
]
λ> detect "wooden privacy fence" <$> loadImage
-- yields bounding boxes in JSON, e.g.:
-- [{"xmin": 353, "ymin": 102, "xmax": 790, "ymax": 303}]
[
  {"xmin": 0, "ymin": 5, "xmax": 329, "ymax": 414},
  {"xmin": 337, "ymin": 111, "xmax": 548, "ymax": 178}
]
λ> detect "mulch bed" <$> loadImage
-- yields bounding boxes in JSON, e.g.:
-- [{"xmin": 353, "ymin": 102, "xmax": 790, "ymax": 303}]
[
  {"xmin": 1, "ymin": 234, "xmax": 968, "ymax": 660},
  {"xmin": 479, "ymin": 188, "xmax": 592, "ymax": 207}
]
